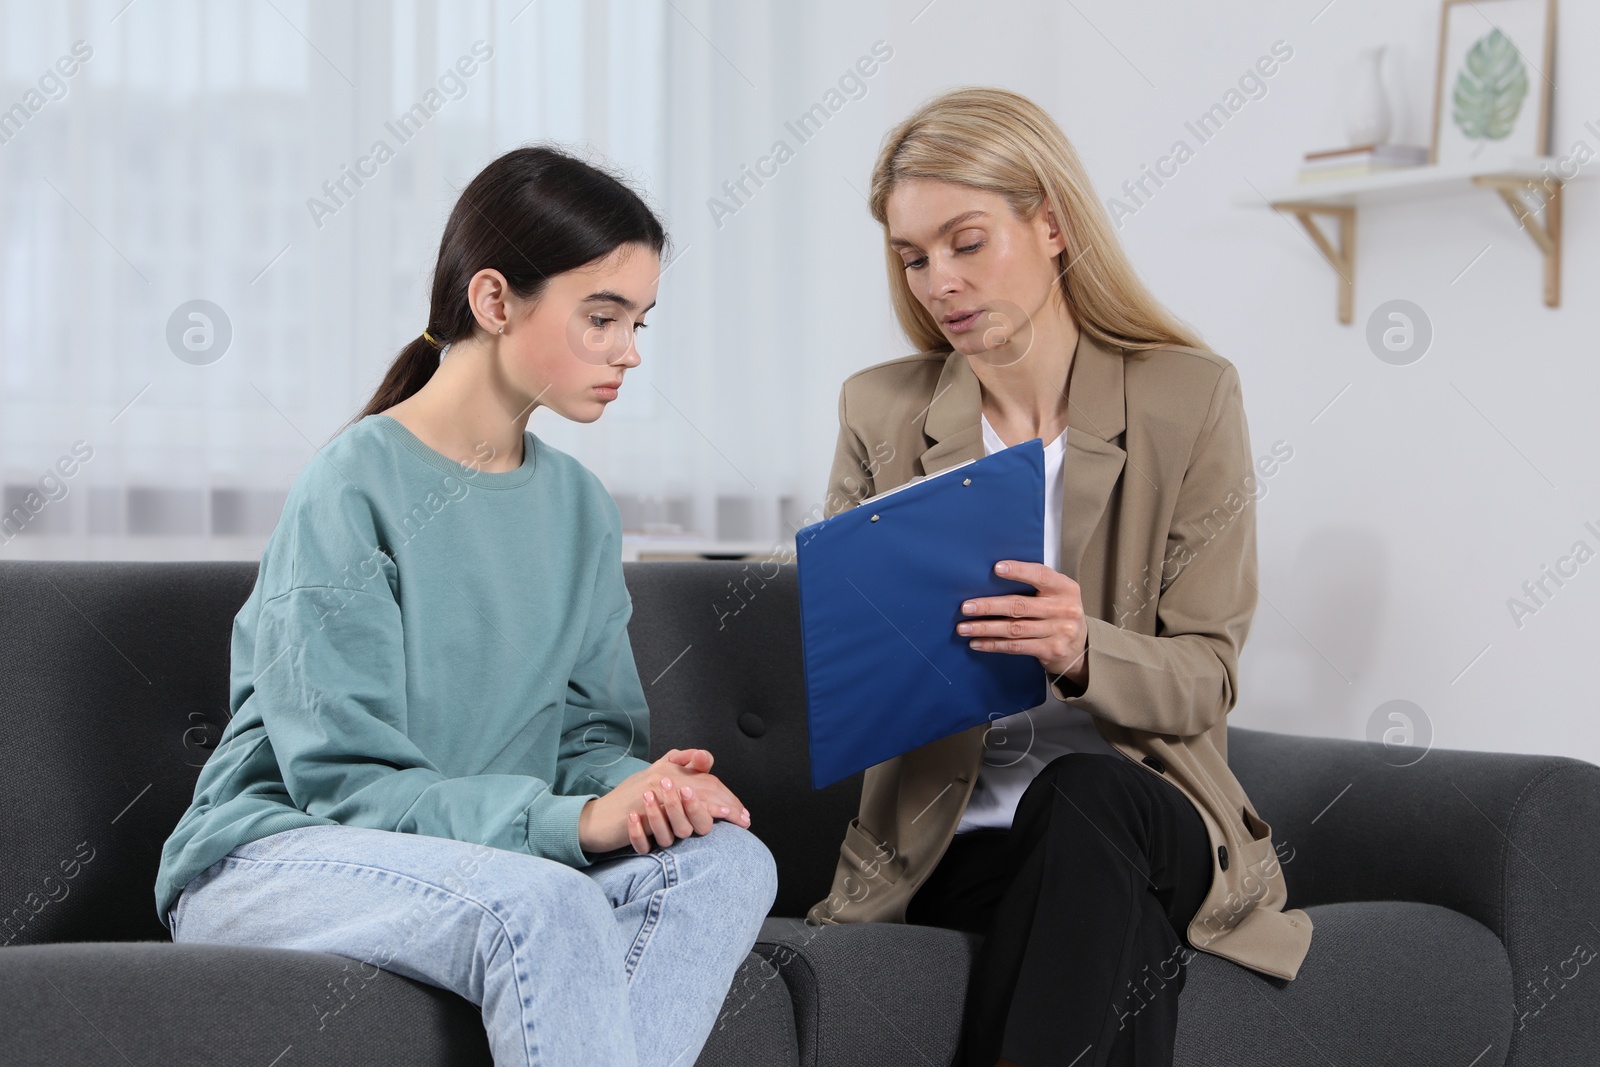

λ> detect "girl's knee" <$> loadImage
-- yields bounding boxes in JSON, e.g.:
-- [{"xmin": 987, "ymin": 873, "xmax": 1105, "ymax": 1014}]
[{"xmin": 708, "ymin": 823, "xmax": 778, "ymax": 910}]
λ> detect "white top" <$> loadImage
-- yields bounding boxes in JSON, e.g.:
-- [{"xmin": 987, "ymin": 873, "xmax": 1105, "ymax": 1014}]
[{"xmin": 954, "ymin": 415, "xmax": 1118, "ymax": 834}]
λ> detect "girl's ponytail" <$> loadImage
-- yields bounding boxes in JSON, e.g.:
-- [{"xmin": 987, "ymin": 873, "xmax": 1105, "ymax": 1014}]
[{"xmin": 359, "ymin": 333, "xmax": 444, "ymax": 423}]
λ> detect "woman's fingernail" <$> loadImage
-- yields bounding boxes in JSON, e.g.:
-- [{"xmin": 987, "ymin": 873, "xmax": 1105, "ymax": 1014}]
[
  {"xmin": 957, "ymin": 624, "xmax": 971, "ymax": 634},
  {"xmin": 995, "ymin": 562, "xmax": 1009, "ymax": 574},
  {"xmin": 720, "ymin": 806, "xmax": 730, "ymax": 815},
  {"xmin": 662, "ymin": 777, "xmax": 672, "ymax": 789},
  {"xmin": 962, "ymin": 601, "xmax": 976, "ymax": 614}
]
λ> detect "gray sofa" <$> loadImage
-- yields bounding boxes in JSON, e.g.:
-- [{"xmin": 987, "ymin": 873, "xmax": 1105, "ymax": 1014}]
[{"xmin": 1, "ymin": 559, "xmax": 1595, "ymax": 1066}]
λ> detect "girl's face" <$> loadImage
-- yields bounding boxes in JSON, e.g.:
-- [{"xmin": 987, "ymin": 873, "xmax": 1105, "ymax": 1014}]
[
  {"xmin": 883, "ymin": 179, "xmax": 1066, "ymax": 363},
  {"xmin": 502, "ymin": 242, "xmax": 660, "ymax": 423}
]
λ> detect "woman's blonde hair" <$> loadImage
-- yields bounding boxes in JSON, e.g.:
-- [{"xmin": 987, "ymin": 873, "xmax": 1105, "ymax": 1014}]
[{"xmin": 868, "ymin": 86, "xmax": 1205, "ymax": 356}]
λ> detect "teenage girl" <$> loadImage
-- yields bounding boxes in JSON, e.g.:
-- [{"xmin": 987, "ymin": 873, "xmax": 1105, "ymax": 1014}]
[
  {"xmin": 807, "ymin": 88, "xmax": 1312, "ymax": 1067},
  {"xmin": 155, "ymin": 145, "xmax": 778, "ymax": 1067}
]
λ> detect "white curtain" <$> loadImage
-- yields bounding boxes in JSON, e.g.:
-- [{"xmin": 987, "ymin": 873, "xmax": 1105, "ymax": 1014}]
[{"xmin": 1, "ymin": 0, "xmax": 906, "ymax": 560}]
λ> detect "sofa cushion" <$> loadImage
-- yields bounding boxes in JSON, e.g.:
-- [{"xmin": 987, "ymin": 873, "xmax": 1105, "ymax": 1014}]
[
  {"xmin": 1176, "ymin": 900, "xmax": 1512, "ymax": 1066},
  {"xmin": 0, "ymin": 940, "xmax": 492, "ymax": 1066},
  {"xmin": 758, "ymin": 901, "xmax": 1512, "ymax": 1067},
  {"xmin": 0, "ymin": 942, "xmax": 797, "ymax": 1067}
]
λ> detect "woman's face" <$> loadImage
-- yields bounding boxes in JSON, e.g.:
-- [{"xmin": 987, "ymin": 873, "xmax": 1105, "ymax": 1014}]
[
  {"xmin": 883, "ymin": 179, "xmax": 1067, "ymax": 362},
  {"xmin": 498, "ymin": 242, "xmax": 660, "ymax": 423}
]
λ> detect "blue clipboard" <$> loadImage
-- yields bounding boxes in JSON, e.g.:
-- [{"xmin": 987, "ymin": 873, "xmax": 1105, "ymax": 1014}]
[{"xmin": 796, "ymin": 438, "xmax": 1047, "ymax": 790}]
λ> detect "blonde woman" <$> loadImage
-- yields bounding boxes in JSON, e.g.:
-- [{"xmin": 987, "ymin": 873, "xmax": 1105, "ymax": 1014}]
[{"xmin": 806, "ymin": 88, "xmax": 1313, "ymax": 1067}]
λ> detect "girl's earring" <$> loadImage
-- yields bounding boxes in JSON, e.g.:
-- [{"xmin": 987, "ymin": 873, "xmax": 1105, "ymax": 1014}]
[{"xmin": 497, "ymin": 326, "xmax": 505, "ymax": 334}]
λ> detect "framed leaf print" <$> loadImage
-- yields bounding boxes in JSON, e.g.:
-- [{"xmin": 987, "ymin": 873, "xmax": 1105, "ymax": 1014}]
[{"xmin": 1429, "ymin": 0, "xmax": 1555, "ymax": 166}]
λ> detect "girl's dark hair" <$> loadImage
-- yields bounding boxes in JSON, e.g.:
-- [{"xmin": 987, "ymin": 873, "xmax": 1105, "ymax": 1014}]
[{"xmin": 347, "ymin": 145, "xmax": 668, "ymax": 426}]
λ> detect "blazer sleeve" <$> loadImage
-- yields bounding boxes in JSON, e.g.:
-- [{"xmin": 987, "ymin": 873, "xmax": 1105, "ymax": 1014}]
[
  {"xmin": 1051, "ymin": 362, "xmax": 1259, "ymax": 738},
  {"xmin": 822, "ymin": 382, "xmax": 876, "ymax": 520}
]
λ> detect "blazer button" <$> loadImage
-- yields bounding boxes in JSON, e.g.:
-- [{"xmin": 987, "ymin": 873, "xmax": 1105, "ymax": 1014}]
[
  {"xmin": 1141, "ymin": 755, "xmax": 1166, "ymax": 774},
  {"xmin": 1217, "ymin": 845, "xmax": 1230, "ymax": 871}
]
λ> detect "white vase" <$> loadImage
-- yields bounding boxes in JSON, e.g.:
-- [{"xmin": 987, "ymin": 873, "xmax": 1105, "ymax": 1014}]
[{"xmin": 1344, "ymin": 45, "xmax": 1393, "ymax": 146}]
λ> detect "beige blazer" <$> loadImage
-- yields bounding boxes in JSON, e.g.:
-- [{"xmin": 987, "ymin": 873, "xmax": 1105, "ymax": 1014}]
[{"xmin": 803, "ymin": 329, "xmax": 1313, "ymax": 981}]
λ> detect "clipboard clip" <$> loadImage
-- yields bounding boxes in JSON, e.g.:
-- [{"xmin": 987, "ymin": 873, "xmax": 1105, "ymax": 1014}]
[{"xmin": 867, "ymin": 474, "xmax": 976, "ymax": 524}]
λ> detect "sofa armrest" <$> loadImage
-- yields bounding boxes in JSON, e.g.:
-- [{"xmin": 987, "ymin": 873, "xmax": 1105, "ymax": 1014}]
[
  {"xmin": 1226, "ymin": 726, "xmax": 1600, "ymax": 1064},
  {"xmin": 754, "ymin": 917, "xmax": 978, "ymax": 1067}
]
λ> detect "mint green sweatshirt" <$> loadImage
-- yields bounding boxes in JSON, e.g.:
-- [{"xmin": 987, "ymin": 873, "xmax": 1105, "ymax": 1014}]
[{"xmin": 154, "ymin": 414, "xmax": 654, "ymax": 926}]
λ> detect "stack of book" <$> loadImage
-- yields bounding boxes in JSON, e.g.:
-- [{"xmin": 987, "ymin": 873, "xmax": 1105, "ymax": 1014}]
[{"xmin": 1297, "ymin": 143, "xmax": 1429, "ymax": 183}]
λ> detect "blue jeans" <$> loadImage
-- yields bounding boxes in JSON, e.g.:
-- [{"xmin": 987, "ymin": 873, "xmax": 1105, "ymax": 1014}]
[{"xmin": 168, "ymin": 819, "xmax": 778, "ymax": 1067}]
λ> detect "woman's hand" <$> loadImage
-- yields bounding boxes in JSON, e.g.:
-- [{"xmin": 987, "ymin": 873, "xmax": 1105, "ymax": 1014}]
[
  {"xmin": 956, "ymin": 560, "xmax": 1089, "ymax": 689},
  {"xmin": 577, "ymin": 748, "xmax": 752, "ymax": 856}
]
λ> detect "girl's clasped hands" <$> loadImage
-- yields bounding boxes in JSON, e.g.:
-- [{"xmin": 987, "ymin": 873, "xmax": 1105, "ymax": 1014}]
[{"xmin": 578, "ymin": 747, "xmax": 751, "ymax": 856}]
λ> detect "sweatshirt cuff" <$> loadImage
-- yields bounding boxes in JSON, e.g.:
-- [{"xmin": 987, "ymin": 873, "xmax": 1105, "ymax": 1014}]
[{"xmin": 522, "ymin": 791, "xmax": 597, "ymax": 868}]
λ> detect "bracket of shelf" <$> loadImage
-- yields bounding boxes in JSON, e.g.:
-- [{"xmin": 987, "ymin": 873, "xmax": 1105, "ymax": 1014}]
[
  {"xmin": 1471, "ymin": 175, "xmax": 1563, "ymax": 307},
  {"xmin": 1271, "ymin": 203, "xmax": 1356, "ymax": 324}
]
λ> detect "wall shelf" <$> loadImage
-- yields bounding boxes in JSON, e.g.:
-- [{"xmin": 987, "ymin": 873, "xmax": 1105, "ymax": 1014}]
[{"xmin": 1234, "ymin": 156, "xmax": 1577, "ymax": 324}]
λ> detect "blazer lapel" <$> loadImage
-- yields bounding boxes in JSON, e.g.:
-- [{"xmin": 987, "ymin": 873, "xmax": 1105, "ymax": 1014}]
[
  {"xmin": 917, "ymin": 353, "xmax": 984, "ymax": 478},
  {"xmin": 1057, "ymin": 334, "xmax": 1127, "ymax": 594},
  {"xmin": 917, "ymin": 330, "xmax": 1128, "ymax": 589}
]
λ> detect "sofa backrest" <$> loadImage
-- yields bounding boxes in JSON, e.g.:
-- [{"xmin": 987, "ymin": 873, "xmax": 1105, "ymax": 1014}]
[
  {"xmin": 1, "ymin": 561, "xmax": 257, "ymax": 945},
  {"xmin": 0, "ymin": 559, "xmax": 861, "ymax": 945},
  {"xmin": 621, "ymin": 561, "xmax": 865, "ymax": 917}
]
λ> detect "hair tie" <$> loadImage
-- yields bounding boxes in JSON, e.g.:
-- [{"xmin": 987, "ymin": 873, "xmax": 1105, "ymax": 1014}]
[{"xmin": 422, "ymin": 328, "xmax": 441, "ymax": 348}]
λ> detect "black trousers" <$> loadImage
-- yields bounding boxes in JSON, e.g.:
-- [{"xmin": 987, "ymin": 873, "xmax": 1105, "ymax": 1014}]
[{"xmin": 905, "ymin": 753, "xmax": 1213, "ymax": 1067}]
